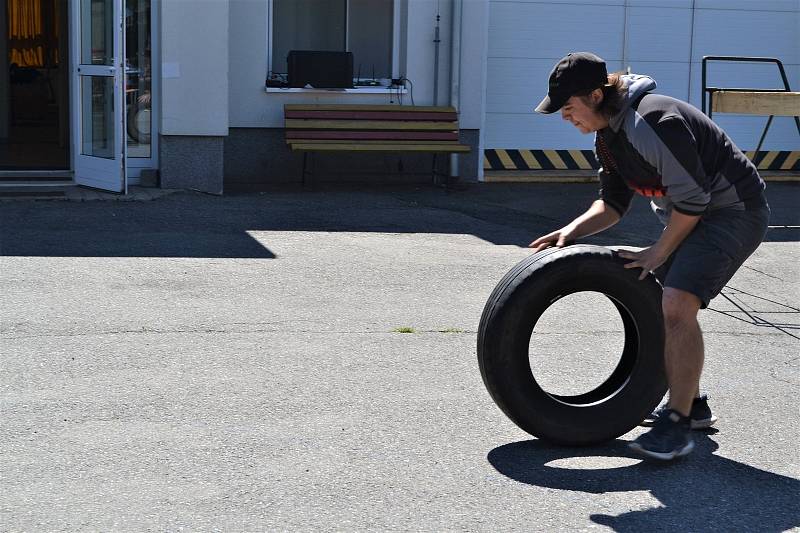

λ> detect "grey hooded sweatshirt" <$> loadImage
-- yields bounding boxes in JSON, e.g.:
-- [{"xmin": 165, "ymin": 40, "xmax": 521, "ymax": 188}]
[{"xmin": 594, "ymin": 75, "xmax": 767, "ymax": 225}]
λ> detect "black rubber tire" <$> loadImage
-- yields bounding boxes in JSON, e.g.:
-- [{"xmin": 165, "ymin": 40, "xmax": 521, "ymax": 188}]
[{"xmin": 477, "ymin": 244, "xmax": 668, "ymax": 446}]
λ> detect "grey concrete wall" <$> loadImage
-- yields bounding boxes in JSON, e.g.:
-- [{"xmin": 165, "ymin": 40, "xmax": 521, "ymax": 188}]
[
  {"xmin": 459, "ymin": 129, "xmax": 480, "ymax": 182},
  {"xmin": 161, "ymin": 128, "xmax": 480, "ymax": 193},
  {"xmin": 159, "ymin": 136, "xmax": 224, "ymax": 194},
  {"xmin": 223, "ymin": 128, "xmax": 459, "ymax": 191}
]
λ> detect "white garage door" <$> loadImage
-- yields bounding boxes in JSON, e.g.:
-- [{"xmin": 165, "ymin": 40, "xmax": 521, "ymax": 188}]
[{"xmin": 485, "ymin": 0, "xmax": 799, "ymax": 158}]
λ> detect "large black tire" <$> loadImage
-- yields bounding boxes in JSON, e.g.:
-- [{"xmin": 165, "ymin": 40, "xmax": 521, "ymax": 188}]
[{"xmin": 477, "ymin": 244, "xmax": 668, "ymax": 446}]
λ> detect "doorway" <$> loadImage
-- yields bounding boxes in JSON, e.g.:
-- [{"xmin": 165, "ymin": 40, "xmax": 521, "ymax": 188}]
[
  {"xmin": 124, "ymin": 0, "xmax": 155, "ymax": 177},
  {"xmin": 1, "ymin": 0, "xmax": 156, "ymax": 189},
  {"xmin": 0, "ymin": 0, "xmax": 71, "ymax": 174}
]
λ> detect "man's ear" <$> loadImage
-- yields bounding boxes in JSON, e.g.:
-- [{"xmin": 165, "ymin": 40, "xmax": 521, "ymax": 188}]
[{"xmin": 590, "ymin": 87, "xmax": 604, "ymax": 106}]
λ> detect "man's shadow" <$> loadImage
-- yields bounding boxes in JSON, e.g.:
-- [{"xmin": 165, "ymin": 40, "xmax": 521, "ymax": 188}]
[{"xmin": 488, "ymin": 433, "xmax": 799, "ymax": 532}]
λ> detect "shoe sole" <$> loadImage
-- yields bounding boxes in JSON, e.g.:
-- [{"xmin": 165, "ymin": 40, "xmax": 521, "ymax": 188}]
[
  {"xmin": 628, "ymin": 439, "xmax": 695, "ymax": 461},
  {"xmin": 640, "ymin": 416, "xmax": 718, "ymax": 430},
  {"xmin": 690, "ymin": 416, "xmax": 718, "ymax": 429}
]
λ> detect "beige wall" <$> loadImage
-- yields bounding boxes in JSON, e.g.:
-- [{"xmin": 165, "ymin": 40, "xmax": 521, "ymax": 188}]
[{"xmin": 160, "ymin": 0, "xmax": 229, "ymax": 135}]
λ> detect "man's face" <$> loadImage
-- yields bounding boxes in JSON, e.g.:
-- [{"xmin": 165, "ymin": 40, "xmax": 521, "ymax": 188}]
[{"xmin": 560, "ymin": 92, "xmax": 606, "ymax": 133}]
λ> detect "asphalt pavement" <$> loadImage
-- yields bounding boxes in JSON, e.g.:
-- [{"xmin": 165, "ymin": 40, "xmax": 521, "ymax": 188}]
[{"xmin": 2, "ymin": 182, "xmax": 798, "ymax": 531}]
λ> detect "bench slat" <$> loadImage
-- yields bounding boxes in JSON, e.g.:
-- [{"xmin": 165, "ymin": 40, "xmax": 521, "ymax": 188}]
[
  {"xmin": 285, "ymin": 119, "xmax": 458, "ymax": 131},
  {"xmin": 288, "ymin": 139, "xmax": 462, "ymax": 145},
  {"xmin": 290, "ymin": 143, "xmax": 471, "ymax": 153},
  {"xmin": 285, "ymin": 110, "xmax": 458, "ymax": 121},
  {"xmin": 285, "ymin": 104, "xmax": 456, "ymax": 113},
  {"xmin": 286, "ymin": 130, "xmax": 459, "ymax": 141}
]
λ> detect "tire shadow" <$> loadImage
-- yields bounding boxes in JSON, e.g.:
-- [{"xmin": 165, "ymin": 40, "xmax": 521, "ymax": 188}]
[{"xmin": 487, "ymin": 435, "xmax": 800, "ymax": 532}]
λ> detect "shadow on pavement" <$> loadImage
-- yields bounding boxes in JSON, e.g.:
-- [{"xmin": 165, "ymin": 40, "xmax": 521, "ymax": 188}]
[
  {"xmin": 488, "ymin": 436, "xmax": 800, "ymax": 532},
  {"xmin": 708, "ymin": 286, "xmax": 800, "ymax": 340},
  {"xmin": 0, "ymin": 183, "xmax": 797, "ymax": 258}
]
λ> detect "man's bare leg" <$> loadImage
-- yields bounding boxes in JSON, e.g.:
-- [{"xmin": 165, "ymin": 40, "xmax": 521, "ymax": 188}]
[{"xmin": 662, "ymin": 287, "xmax": 704, "ymax": 417}]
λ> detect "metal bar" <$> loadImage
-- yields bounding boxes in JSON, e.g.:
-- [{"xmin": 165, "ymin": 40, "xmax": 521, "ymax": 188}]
[
  {"xmin": 755, "ymin": 116, "xmax": 774, "ymax": 153},
  {"xmin": 702, "ymin": 55, "xmax": 788, "ymax": 63},
  {"xmin": 708, "ymin": 92, "xmax": 713, "ymax": 120},
  {"xmin": 702, "ymin": 57, "xmax": 708, "ymax": 114},
  {"xmin": 702, "ymin": 56, "xmax": 793, "ymax": 117},
  {"xmin": 701, "ymin": 56, "xmax": 800, "ymax": 148}
]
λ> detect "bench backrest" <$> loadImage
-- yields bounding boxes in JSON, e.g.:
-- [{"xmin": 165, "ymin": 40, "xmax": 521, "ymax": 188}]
[{"xmin": 284, "ymin": 104, "xmax": 461, "ymax": 144}]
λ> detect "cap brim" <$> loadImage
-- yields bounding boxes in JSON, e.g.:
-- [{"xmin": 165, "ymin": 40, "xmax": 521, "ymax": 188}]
[{"xmin": 534, "ymin": 94, "xmax": 565, "ymax": 114}]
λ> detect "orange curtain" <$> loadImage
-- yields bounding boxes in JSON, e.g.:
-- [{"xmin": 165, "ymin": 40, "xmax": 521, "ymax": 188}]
[{"xmin": 7, "ymin": 0, "xmax": 60, "ymax": 68}]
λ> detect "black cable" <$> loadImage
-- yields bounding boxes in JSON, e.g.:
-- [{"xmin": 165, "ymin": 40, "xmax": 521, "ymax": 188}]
[{"xmin": 401, "ymin": 77, "xmax": 415, "ymax": 106}]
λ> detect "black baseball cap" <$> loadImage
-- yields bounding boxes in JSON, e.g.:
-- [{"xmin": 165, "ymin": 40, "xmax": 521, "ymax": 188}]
[{"xmin": 535, "ymin": 52, "xmax": 608, "ymax": 114}]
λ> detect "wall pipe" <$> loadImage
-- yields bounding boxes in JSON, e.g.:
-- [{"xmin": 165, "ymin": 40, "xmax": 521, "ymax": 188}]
[
  {"xmin": 433, "ymin": 4, "xmax": 441, "ymax": 106},
  {"xmin": 449, "ymin": 0, "xmax": 462, "ymax": 178}
]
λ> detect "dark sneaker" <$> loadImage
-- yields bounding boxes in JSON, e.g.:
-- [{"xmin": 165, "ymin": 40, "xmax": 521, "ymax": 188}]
[
  {"xmin": 641, "ymin": 394, "xmax": 718, "ymax": 429},
  {"xmin": 629, "ymin": 409, "xmax": 695, "ymax": 460}
]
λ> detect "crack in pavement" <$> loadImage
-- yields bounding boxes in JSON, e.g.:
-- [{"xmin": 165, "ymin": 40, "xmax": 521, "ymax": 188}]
[
  {"xmin": 770, "ymin": 355, "xmax": 800, "ymax": 387},
  {"xmin": 4, "ymin": 326, "xmax": 478, "ymax": 340}
]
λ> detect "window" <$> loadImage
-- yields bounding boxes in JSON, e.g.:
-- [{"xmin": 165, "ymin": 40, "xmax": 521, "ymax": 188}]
[{"xmin": 269, "ymin": 0, "xmax": 394, "ymax": 86}]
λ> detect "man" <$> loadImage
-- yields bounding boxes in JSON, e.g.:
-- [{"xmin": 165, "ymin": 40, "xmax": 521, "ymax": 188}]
[{"xmin": 530, "ymin": 52, "xmax": 770, "ymax": 460}]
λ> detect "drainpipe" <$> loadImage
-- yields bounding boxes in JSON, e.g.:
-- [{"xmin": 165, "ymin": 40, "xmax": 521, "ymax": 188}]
[
  {"xmin": 433, "ymin": 3, "xmax": 441, "ymax": 106},
  {"xmin": 449, "ymin": 0, "xmax": 462, "ymax": 178}
]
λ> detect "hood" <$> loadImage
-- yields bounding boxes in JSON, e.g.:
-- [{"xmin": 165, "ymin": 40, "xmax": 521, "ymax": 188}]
[{"xmin": 608, "ymin": 74, "xmax": 657, "ymax": 131}]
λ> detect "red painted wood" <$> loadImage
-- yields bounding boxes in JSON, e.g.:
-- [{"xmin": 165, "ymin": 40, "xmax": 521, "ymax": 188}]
[
  {"xmin": 285, "ymin": 130, "xmax": 459, "ymax": 140},
  {"xmin": 284, "ymin": 110, "xmax": 458, "ymax": 121}
]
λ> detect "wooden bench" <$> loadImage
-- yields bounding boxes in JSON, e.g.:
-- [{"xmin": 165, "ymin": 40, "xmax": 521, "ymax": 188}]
[{"xmin": 284, "ymin": 104, "xmax": 471, "ymax": 187}]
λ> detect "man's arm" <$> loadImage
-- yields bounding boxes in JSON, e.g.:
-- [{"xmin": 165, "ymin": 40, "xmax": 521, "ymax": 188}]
[
  {"xmin": 529, "ymin": 199, "xmax": 621, "ymax": 251},
  {"xmin": 618, "ymin": 210, "xmax": 700, "ymax": 279}
]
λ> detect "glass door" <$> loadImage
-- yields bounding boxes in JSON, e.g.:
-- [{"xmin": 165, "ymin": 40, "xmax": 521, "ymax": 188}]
[
  {"xmin": 125, "ymin": 0, "xmax": 155, "ymax": 175},
  {"xmin": 71, "ymin": 0, "xmax": 125, "ymax": 192}
]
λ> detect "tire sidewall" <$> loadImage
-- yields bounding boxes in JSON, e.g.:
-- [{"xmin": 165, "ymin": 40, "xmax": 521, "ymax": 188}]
[{"xmin": 479, "ymin": 245, "xmax": 667, "ymax": 445}]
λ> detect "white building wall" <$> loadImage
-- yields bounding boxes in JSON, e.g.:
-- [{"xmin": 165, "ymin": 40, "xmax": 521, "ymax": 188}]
[
  {"xmin": 228, "ymin": 0, "xmax": 269, "ymax": 127},
  {"xmin": 458, "ymin": 0, "xmax": 490, "ymax": 131},
  {"xmin": 160, "ymin": 0, "xmax": 229, "ymax": 136},
  {"xmin": 485, "ymin": 0, "xmax": 799, "ymax": 151}
]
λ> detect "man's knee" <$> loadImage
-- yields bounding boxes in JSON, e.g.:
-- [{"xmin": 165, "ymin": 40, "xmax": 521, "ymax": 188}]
[{"xmin": 662, "ymin": 287, "xmax": 701, "ymax": 329}]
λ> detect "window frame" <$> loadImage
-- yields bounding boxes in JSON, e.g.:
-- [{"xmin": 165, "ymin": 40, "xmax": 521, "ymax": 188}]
[{"xmin": 265, "ymin": 0, "xmax": 400, "ymax": 86}]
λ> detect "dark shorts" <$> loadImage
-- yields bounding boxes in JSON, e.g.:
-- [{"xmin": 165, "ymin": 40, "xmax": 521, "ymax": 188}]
[{"xmin": 654, "ymin": 204, "xmax": 770, "ymax": 308}]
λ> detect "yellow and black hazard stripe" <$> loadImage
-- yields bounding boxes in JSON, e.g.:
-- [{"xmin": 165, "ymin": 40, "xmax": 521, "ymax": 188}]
[
  {"xmin": 483, "ymin": 149, "xmax": 598, "ymax": 171},
  {"xmin": 484, "ymin": 149, "xmax": 800, "ymax": 172},
  {"xmin": 743, "ymin": 151, "xmax": 800, "ymax": 171}
]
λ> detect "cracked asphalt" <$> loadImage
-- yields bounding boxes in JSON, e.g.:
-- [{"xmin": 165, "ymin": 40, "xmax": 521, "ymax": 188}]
[{"xmin": 1, "ymin": 182, "xmax": 798, "ymax": 531}]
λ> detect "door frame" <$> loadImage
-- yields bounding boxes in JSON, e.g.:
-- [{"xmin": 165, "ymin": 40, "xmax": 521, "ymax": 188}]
[
  {"xmin": 68, "ymin": 0, "xmax": 160, "ymax": 189},
  {"xmin": 124, "ymin": 0, "xmax": 159, "ymax": 182},
  {"xmin": 70, "ymin": 0, "xmax": 127, "ymax": 193}
]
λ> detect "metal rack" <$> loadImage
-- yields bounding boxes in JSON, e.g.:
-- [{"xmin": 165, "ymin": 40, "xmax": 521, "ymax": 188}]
[{"xmin": 702, "ymin": 56, "xmax": 800, "ymax": 153}]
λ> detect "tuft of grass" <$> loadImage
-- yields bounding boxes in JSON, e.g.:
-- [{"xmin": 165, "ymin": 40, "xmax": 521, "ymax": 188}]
[
  {"xmin": 392, "ymin": 327, "xmax": 416, "ymax": 333},
  {"xmin": 439, "ymin": 328, "xmax": 464, "ymax": 333}
]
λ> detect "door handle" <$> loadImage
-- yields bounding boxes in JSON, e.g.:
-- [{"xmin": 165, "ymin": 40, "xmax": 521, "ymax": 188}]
[{"xmin": 75, "ymin": 67, "xmax": 117, "ymax": 74}]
